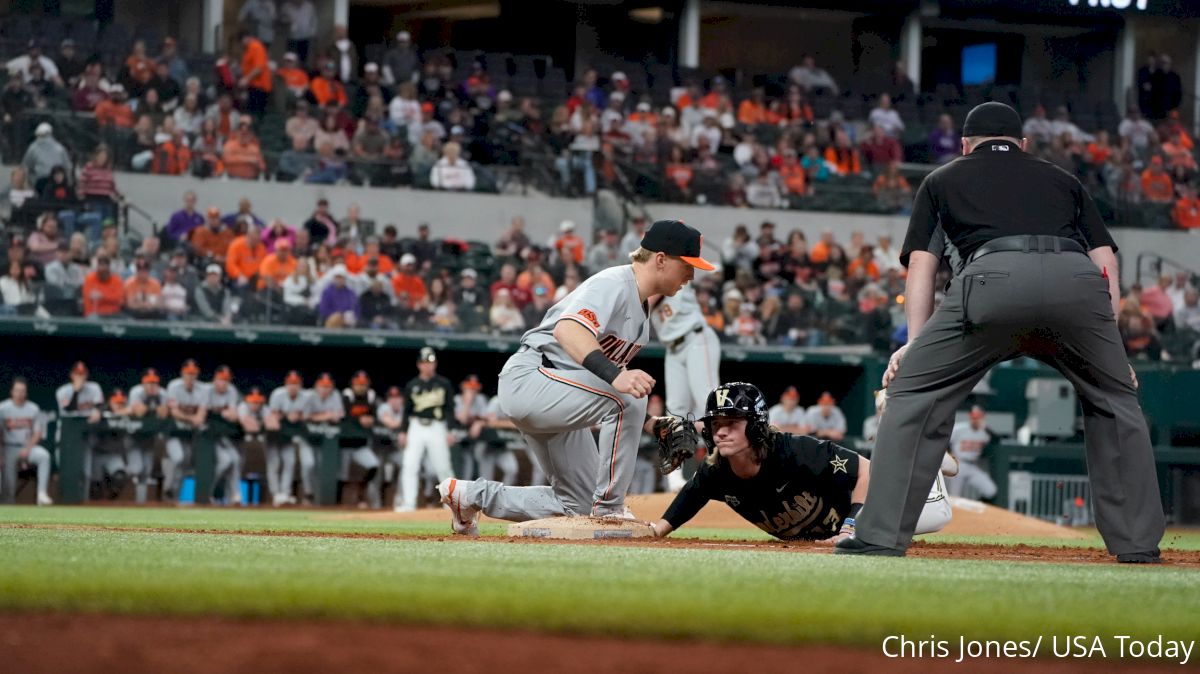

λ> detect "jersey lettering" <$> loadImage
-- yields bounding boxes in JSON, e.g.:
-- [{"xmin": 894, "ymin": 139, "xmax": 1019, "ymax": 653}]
[
  {"xmin": 599, "ymin": 335, "xmax": 643, "ymax": 367},
  {"xmin": 411, "ymin": 389, "xmax": 446, "ymax": 419},
  {"xmin": 577, "ymin": 309, "xmax": 600, "ymax": 329}
]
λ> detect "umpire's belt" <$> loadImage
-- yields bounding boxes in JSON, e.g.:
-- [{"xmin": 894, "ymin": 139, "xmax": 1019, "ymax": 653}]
[
  {"xmin": 968, "ymin": 235, "xmax": 1086, "ymax": 264},
  {"xmin": 668, "ymin": 326, "xmax": 704, "ymax": 353}
]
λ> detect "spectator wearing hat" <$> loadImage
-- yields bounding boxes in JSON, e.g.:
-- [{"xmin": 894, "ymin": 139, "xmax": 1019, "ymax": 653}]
[
  {"xmin": 125, "ymin": 257, "xmax": 164, "ymax": 319},
  {"xmin": 7, "ymin": 39, "xmax": 62, "ymax": 86},
  {"xmin": 195, "ymin": 264, "xmax": 234, "ymax": 324},
  {"xmin": 82, "ymin": 256, "xmax": 125, "ymax": 318},
  {"xmin": 191, "ymin": 208, "xmax": 236, "ymax": 262},
  {"xmin": 430, "ymin": 141, "xmax": 476, "ymax": 191},
  {"xmin": 382, "ymin": 30, "xmax": 418, "ymax": 87},
  {"xmin": 322, "ymin": 24, "xmax": 358, "ymax": 85},
  {"xmin": 92, "ymin": 85, "xmax": 134, "ymax": 128},
  {"xmin": 391, "ymin": 254, "xmax": 427, "ymax": 309},
  {"xmin": 282, "ymin": 0, "xmax": 317, "ymax": 65},
  {"xmin": 318, "ymin": 266, "xmax": 359, "ymax": 328},
  {"xmin": 22, "ymin": 123, "xmax": 71, "ymax": 190},
  {"xmin": 553, "ymin": 220, "xmax": 585, "ymax": 265},
  {"xmin": 947, "ymin": 407, "xmax": 994, "ymax": 499},
  {"xmin": 350, "ymin": 62, "xmax": 391, "ymax": 119},
  {"xmin": 151, "ymin": 128, "xmax": 193, "ymax": 177},
  {"xmin": 278, "ymin": 52, "xmax": 311, "ymax": 98},
  {"xmin": 768, "ymin": 386, "xmax": 809, "ymax": 435},
  {"xmin": 223, "ymin": 119, "xmax": 267, "ymax": 180},
  {"xmin": 805, "ymin": 392, "xmax": 846, "ymax": 442},
  {"xmin": 310, "ymin": 60, "xmax": 348, "ymax": 107}
]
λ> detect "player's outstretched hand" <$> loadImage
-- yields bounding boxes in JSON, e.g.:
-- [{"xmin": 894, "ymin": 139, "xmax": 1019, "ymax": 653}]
[
  {"xmin": 882, "ymin": 343, "xmax": 910, "ymax": 388},
  {"xmin": 613, "ymin": 369, "xmax": 655, "ymax": 399}
]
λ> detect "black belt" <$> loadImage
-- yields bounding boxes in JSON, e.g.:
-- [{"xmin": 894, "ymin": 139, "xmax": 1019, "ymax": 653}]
[
  {"xmin": 967, "ymin": 235, "xmax": 1086, "ymax": 264},
  {"xmin": 668, "ymin": 326, "xmax": 704, "ymax": 352}
]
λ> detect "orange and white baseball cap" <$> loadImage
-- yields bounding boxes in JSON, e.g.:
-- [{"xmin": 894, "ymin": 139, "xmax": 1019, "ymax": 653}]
[
  {"xmin": 640, "ymin": 219, "xmax": 715, "ymax": 271},
  {"xmin": 817, "ymin": 391, "xmax": 836, "ymax": 405}
]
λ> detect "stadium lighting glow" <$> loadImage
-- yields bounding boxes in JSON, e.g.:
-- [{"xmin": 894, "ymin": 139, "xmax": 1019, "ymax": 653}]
[{"xmin": 1067, "ymin": 0, "xmax": 1148, "ymax": 9}]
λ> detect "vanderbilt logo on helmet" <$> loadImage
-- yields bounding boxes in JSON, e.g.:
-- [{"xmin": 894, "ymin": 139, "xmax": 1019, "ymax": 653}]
[{"xmin": 714, "ymin": 386, "xmax": 730, "ymax": 408}]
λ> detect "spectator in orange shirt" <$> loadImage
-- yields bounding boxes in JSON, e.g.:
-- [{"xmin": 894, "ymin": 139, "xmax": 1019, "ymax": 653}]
[
  {"xmin": 737, "ymin": 88, "xmax": 771, "ymax": 126},
  {"xmin": 191, "ymin": 208, "xmax": 236, "ymax": 262},
  {"xmin": 872, "ymin": 161, "xmax": 912, "ymax": 213},
  {"xmin": 1161, "ymin": 128, "xmax": 1197, "ymax": 177},
  {"xmin": 1172, "ymin": 183, "xmax": 1200, "ymax": 229},
  {"xmin": 309, "ymin": 60, "xmax": 347, "ymax": 107},
  {"xmin": 824, "ymin": 130, "xmax": 862, "ymax": 176},
  {"xmin": 847, "ymin": 246, "xmax": 881, "ymax": 282},
  {"xmin": 151, "ymin": 128, "xmax": 192, "ymax": 175},
  {"xmin": 83, "ymin": 256, "xmax": 125, "ymax": 317},
  {"xmin": 1085, "ymin": 130, "xmax": 1114, "ymax": 166},
  {"xmin": 277, "ymin": 51, "xmax": 310, "ymax": 98},
  {"xmin": 809, "ymin": 230, "xmax": 839, "ymax": 265},
  {"xmin": 779, "ymin": 150, "xmax": 808, "ymax": 201},
  {"xmin": 122, "ymin": 40, "xmax": 154, "ymax": 90},
  {"xmin": 516, "ymin": 251, "xmax": 556, "ymax": 298},
  {"xmin": 225, "ymin": 224, "xmax": 268, "ymax": 287},
  {"xmin": 238, "ymin": 31, "xmax": 273, "ymax": 116},
  {"xmin": 345, "ymin": 237, "xmax": 395, "ymax": 274},
  {"xmin": 222, "ymin": 119, "xmax": 267, "ymax": 180},
  {"xmin": 124, "ymin": 257, "xmax": 164, "ymax": 319},
  {"xmin": 554, "ymin": 220, "xmax": 585, "ymax": 265},
  {"xmin": 391, "ymin": 253, "xmax": 427, "ymax": 308},
  {"xmin": 94, "ymin": 85, "xmax": 135, "ymax": 128},
  {"xmin": 1141, "ymin": 156, "xmax": 1175, "ymax": 203},
  {"xmin": 258, "ymin": 238, "xmax": 298, "ymax": 288}
]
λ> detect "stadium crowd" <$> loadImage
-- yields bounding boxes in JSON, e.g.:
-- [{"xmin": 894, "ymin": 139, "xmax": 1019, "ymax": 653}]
[{"xmin": 0, "ymin": 13, "xmax": 1198, "ymax": 362}]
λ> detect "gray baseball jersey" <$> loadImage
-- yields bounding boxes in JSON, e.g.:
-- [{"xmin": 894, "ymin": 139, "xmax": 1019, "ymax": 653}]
[
  {"xmin": 455, "ymin": 393, "xmax": 489, "ymax": 420},
  {"xmin": 377, "ymin": 401, "xmax": 404, "ymax": 427},
  {"xmin": 207, "ymin": 384, "xmax": 241, "ymax": 411},
  {"xmin": 950, "ymin": 421, "xmax": 991, "ymax": 462},
  {"xmin": 650, "ymin": 283, "xmax": 705, "ymax": 342},
  {"xmin": 129, "ymin": 385, "xmax": 166, "ymax": 411},
  {"xmin": 269, "ymin": 387, "xmax": 311, "ymax": 416},
  {"xmin": 520, "ymin": 264, "xmax": 649, "ymax": 370},
  {"xmin": 304, "ymin": 391, "xmax": 345, "ymax": 419},
  {"xmin": 0, "ymin": 399, "xmax": 42, "ymax": 448},
  {"xmin": 236, "ymin": 401, "xmax": 265, "ymax": 420},
  {"xmin": 768, "ymin": 404, "xmax": 807, "ymax": 429},
  {"xmin": 167, "ymin": 379, "xmax": 209, "ymax": 414},
  {"xmin": 484, "ymin": 396, "xmax": 506, "ymax": 419},
  {"xmin": 55, "ymin": 382, "xmax": 104, "ymax": 414},
  {"xmin": 805, "ymin": 406, "xmax": 847, "ymax": 435}
]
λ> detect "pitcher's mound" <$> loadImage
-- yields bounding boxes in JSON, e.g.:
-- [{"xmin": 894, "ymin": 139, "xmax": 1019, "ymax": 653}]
[{"xmin": 623, "ymin": 493, "xmax": 1089, "ymax": 540}]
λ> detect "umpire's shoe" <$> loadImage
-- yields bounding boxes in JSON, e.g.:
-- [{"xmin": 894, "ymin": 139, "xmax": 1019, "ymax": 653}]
[
  {"xmin": 834, "ymin": 536, "xmax": 906, "ymax": 557},
  {"xmin": 1116, "ymin": 549, "xmax": 1162, "ymax": 564}
]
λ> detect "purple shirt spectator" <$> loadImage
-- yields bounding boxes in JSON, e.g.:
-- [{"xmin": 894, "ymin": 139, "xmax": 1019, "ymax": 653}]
[
  {"xmin": 928, "ymin": 117, "xmax": 961, "ymax": 164},
  {"xmin": 318, "ymin": 282, "xmax": 360, "ymax": 322},
  {"xmin": 165, "ymin": 207, "xmax": 203, "ymax": 243}
]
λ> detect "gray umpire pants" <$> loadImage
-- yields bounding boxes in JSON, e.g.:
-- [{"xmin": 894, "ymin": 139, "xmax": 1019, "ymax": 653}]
[{"xmin": 856, "ymin": 249, "xmax": 1165, "ymax": 555}]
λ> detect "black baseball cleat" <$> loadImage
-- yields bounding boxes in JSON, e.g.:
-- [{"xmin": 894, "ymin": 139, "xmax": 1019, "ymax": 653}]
[
  {"xmin": 1116, "ymin": 549, "xmax": 1162, "ymax": 564},
  {"xmin": 834, "ymin": 536, "xmax": 906, "ymax": 557}
]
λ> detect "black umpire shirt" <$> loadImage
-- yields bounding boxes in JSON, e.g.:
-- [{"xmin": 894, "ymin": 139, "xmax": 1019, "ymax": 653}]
[
  {"xmin": 663, "ymin": 434, "xmax": 861, "ymax": 540},
  {"xmin": 900, "ymin": 139, "xmax": 1117, "ymax": 268},
  {"xmin": 403, "ymin": 375, "xmax": 455, "ymax": 428}
]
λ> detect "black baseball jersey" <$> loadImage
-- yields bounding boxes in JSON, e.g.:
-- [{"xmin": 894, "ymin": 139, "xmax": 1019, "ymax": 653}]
[
  {"xmin": 403, "ymin": 375, "xmax": 455, "ymax": 427},
  {"xmin": 900, "ymin": 139, "xmax": 1117, "ymax": 268},
  {"xmin": 663, "ymin": 433, "xmax": 861, "ymax": 541},
  {"xmin": 341, "ymin": 387, "xmax": 377, "ymax": 447}
]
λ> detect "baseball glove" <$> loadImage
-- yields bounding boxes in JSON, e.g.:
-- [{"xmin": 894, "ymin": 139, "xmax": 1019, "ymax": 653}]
[{"xmin": 652, "ymin": 415, "xmax": 699, "ymax": 475}]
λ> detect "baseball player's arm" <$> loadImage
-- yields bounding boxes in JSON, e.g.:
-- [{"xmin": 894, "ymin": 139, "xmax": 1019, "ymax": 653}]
[
  {"xmin": 552, "ymin": 320, "xmax": 655, "ymax": 398},
  {"xmin": 883, "ymin": 250, "xmax": 937, "ymax": 388},
  {"xmin": 651, "ymin": 471, "xmax": 710, "ymax": 537}
]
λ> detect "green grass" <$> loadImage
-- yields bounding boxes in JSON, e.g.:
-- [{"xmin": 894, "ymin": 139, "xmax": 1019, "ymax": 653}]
[{"xmin": 0, "ymin": 507, "xmax": 1198, "ymax": 647}]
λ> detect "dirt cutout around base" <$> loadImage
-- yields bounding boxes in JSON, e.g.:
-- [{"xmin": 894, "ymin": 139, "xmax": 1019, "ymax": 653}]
[{"xmin": 1, "ymin": 613, "xmax": 1183, "ymax": 674}]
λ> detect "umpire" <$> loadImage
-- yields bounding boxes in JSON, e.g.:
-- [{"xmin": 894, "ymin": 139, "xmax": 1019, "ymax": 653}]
[{"xmin": 836, "ymin": 102, "xmax": 1165, "ymax": 563}]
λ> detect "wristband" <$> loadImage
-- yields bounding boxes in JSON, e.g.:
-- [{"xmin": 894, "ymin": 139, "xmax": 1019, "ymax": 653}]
[
  {"xmin": 848, "ymin": 502, "xmax": 863, "ymax": 519},
  {"xmin": 582, "ymin": 349, "xmax": 622, "ymax": 384}
]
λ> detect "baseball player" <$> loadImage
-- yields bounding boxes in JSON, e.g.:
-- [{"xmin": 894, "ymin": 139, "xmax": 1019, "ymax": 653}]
[
  {"xmin": 948, "ymin": 406, "xmax": 995, "ymax": 500},
  {"xmin": 165, "ymin": 359, "xmax": 208, "ymax": 502},
  {"xmin": 206, "ymin": 365, "xmax": 243, "ymax": 505},
  {"xmin": 864, "ymin": 389, "xmax": 954, "ymax": 535},
  {"xmin": 376, "ymin": 385, "xmax": 407, "ymax": 511},
  {"xmin": 342, "ymin": 370, "xmax": 382, "ymax": 508},
  {"xmin": 398, "ymin": 348, "xmax": 455, "ymax": 512},
  {"xmin": 303, "ymin": 373, "xmax": 345, "ymax": 501},
  {"xmin": 125, "ymin": 369, "xmax": 169, "ymax": 503},
  {"xmin": 454, "ymin": 374, "xmax": 489, "ymax": 479},
  {"xmin": 767, "ymin": 386, "xmax": 808, "ymax": 435},
  {"xmin": 55, "ymin": 361, "xmax": 105, "ymax": 498},
  {"xmin": 805, "ymin": 392, "xmax": 846, "ymax": 442},
  {"xmin": 650, "ymin": 280, "xmax": 720, "ymax": 490},
  {"xmin": 238, "ymin": 387, "xmax": 273, "ymax": 504},
  {"xmin": 1, "ymin": 377, "xmax": 53, "ymax": 505},
  {"xmin": 439, "ymin": 219, "xmax": 714, "ymax": 535},
  {"xmin": 481, "ymin": 396, "xmax": 519, "ymax": 485},
  {"xmin": 267, "ymin": 371, "xmax": 313, "ymax": 505},
  {"xmin": 649, "ymin": 382, "xmax": 950, "ymax": 541},
  {"xmin": 92, "ymin": 389, "xmax": 130, "ymax": 499}
]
